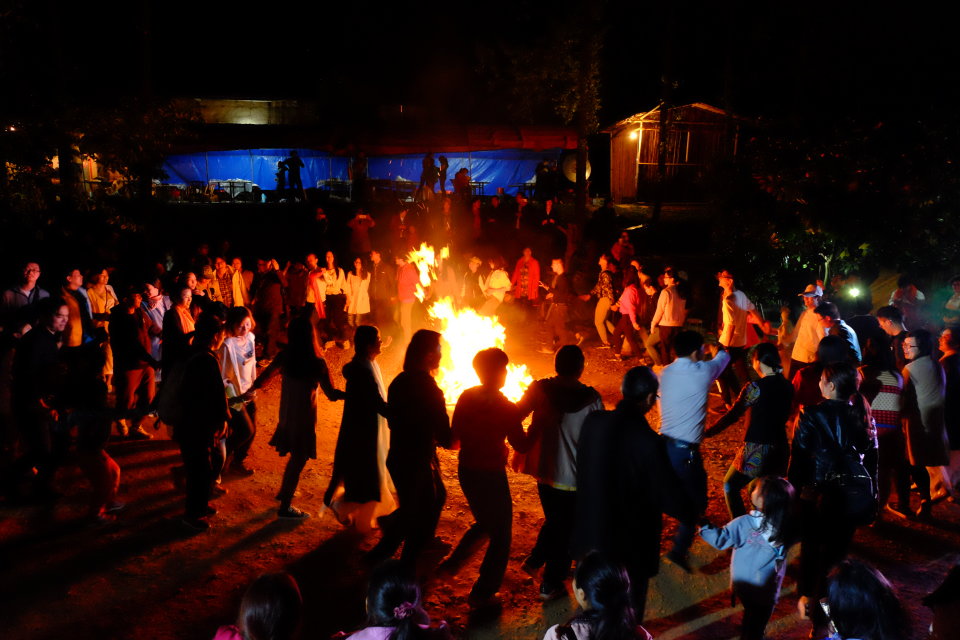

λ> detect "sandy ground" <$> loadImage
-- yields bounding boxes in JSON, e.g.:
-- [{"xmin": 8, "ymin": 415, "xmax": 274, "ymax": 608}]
[{"xmin": 1, "ymin": 314, "xmax": 958, "ymax": 640}]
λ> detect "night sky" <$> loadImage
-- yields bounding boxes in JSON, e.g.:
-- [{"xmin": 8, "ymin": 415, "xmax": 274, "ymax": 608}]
[{"xmin": 2, "ymin": 1, "xmax": 956, "ymax": 127}]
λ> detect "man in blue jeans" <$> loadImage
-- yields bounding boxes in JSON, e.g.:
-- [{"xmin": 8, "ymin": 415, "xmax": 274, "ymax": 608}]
[{"xmin": 658, "ymin": 330, "xmax": 729, "ymax": 571}]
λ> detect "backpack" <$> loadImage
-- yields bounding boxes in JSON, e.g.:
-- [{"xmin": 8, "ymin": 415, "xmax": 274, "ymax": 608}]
[{"xmin": 819, "ymin": 438, "xmax": 877, "ymax": 526}]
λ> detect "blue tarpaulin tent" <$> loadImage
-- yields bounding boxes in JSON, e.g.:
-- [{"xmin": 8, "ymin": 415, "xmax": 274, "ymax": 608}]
[
  {"xmin": 161, "ymin": 149, "xmax": 349, "ymax": 189},
  {"xmin": 161, "ymin": 148, "xmax": 561, "ymax": 195},
  {"xmin": 366, "ymin": 150, "xmax": 558, "ymax": 195}
]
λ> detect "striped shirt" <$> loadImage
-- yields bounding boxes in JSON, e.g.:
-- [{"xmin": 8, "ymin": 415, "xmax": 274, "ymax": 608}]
[{"xmin": 865, "ymin": 368, "xmax": 903, "ymax": 428}]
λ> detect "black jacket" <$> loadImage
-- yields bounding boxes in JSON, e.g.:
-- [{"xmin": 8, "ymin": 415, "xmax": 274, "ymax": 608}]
[
  {"xmin": 386, "ymin": 370, "xmax": 451, "ymax": 478},
  {"xmin": 573, "ymin": 402, "xmax": 695, "ymax": 578},
  {"xmin": 175, "ymin": 349, "xmax": 229, "ymax": 446},
  {"xmin": 788, "ymin": 399, "xmax": 878, "ymax": 498}
]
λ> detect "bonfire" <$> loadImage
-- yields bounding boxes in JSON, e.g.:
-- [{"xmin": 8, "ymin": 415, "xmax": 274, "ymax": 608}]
[{"xmin": 406, "ymin": 243, "xmax": 533, "ymax": 403}]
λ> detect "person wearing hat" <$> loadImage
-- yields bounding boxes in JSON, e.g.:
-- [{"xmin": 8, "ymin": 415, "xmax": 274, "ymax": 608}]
[
  {"xmin": 789, "ymin": 284, "xmax": 824, "ymax": 380},
  {"xmin": 194, "ymin": 267, "xmax": 217, "ymax": 313}
]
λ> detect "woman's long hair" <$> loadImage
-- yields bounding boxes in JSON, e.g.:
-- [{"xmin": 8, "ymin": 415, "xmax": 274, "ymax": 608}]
[
  {"xmin": 753, "ymin": 476, "xmax": 797, "ymax": 546},
  {"xmin": 283, "ymin": 314, "xmax": 325, "ymax": 379},
  {"xmin": 403, "ymin": 329, "xmax": 442, "ymax": 373},
  {"xmin": 827, "ymin": 560, "xmax": 909, "ymax": 640},
  {"xmin": 352, "ymin": 257, "xmax": 368, "ymax": 279},
  {"xmin": 366, "ymin": 561, "xmax": 431, "ymax": 640},
  {"xmin": 822, "ymin": 361, "xmax": 872, "ymax": 433},
  {"xmin": 324, "ymin": 251, "xmax": 340, "ymax": 272},
  {"xmin": 237, "ymin": 573, "xmax": 303, "ymax": 640},
  {"xmin": 572, "ymin": 553, "xmax": 640, "ymax": 640}
]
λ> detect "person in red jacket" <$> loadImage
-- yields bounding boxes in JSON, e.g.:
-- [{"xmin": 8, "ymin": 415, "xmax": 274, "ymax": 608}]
[{"xmin": 510, "ymin": 247, "xmax": 541, "ymax": 317}]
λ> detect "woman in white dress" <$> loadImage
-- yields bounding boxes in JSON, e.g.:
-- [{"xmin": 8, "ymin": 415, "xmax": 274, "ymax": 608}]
[
  {"xmin": 323, "ymin": 325, "xmax": 396, "ymax": 532},
  {"xmin": 345, "ymin": 257, "xmax": 371, "ymax": 343}
]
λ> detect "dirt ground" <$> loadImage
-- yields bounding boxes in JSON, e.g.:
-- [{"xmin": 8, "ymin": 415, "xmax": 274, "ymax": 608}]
[{"xmin": 1, "ymin": 314, "xmax": 958, "ymax": 640}]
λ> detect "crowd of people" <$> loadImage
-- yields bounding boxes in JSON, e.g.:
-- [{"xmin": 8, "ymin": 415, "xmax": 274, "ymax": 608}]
[
  {"xmin": 1, "ymin": 185, "xmax": 959, "ymax": 638},
  {"xmin": 216, "ymin": 555, "xmax": 913, "ymax": 640}
]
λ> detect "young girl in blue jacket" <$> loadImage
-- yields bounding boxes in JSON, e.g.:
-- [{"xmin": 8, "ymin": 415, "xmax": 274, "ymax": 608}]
[{"xmin": 700, "ymin": 476, "xmax": 797, "ymax": 640}]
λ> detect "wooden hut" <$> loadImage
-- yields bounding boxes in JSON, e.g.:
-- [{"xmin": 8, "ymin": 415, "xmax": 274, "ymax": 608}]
[{"xmin": 605, "ymin": 102, "xmax": 741, "ymax": 203}]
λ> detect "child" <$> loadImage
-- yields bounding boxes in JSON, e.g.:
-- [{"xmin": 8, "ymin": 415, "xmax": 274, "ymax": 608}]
[
  {"xmin": 543, "ymin": 553, "xmax": 652, "ymax": 640},
  {"xmin": 340, "ymin": 561, "xmax": 450, "ymax": 640},
  {"xmin": 700, "ymin": 476, "xmax": 796, "ymax": 640},
  {"xmin": 213, "ymin": 572, "xmax": 302, "ymax": 640}
]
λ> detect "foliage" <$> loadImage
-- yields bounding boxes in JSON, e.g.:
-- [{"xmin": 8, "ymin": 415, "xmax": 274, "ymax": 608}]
[
  {"xmin": 81, "ymin": 99, "xmax": 201, "ymax": 184},
  {"xmin": 476, "ymin": 0, "xmax": 603, "ymax": 134},
  {"xmin": 710, "ymin": 113, "xmax": 960, "ymax": 306}
]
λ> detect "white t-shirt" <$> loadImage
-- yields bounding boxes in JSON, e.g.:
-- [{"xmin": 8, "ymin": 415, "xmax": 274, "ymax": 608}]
[
  {"xmin": 720, "ymin": 289, "xmax": 755, "ymax": 348},
  {"xmin": 220, "ymin": 333, "xmax": 257, "ymax": 406}
]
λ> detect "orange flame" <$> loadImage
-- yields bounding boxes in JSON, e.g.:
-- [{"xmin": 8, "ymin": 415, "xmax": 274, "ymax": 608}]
[{"xmin": 408, "ymin": 244, "xmax": 533, "ymax": 404}]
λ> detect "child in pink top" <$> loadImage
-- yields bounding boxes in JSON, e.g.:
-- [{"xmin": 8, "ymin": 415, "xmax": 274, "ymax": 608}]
[{"xmin": 339, "ymin": 561, "xmax": 450, "ymax": 640}]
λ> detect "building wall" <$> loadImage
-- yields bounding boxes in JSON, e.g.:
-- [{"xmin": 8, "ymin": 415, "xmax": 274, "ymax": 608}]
[
  {"xmin": 611, "ymin": 118, "xmax": 736, "ymax": 202},
  {"xmin": 610, "ymin": 131, "xmax": 639, "ymax": 203}
]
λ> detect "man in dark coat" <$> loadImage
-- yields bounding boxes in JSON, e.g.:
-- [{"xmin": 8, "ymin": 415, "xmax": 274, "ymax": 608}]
[
  {"xmin": 368, "ymin": 249, "xmax": 396, "ymax": 341},
  {"xmin": 7, "ymin": 298, "xmax": 69, "ymax": 500},
  {"xmin": 174, "ymin": 314, "xmax": 230, "ymax": 531},
  {"xmin": 572, "ymin": 366, "xmax": 695, "ymax": 623},
  {"xmin": 542, "ymin": 258, "xmax": 579, "ymax": 351},
  {"xmin": 251, "ymin": 258, "xmax": 285, "ymax": 361}
]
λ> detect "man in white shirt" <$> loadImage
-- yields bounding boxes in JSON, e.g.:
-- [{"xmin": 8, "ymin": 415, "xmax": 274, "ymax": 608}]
[
  {"xmin": 789, "ymin": 284, "xmax": 824, "ymax": 380},
  {"xmin": 716, "ymin": 269, "xmax": 754, "ymax": 407},
  {"xmin": 659, "ymin": 330, "xmax": 730, "ymax": 571}
]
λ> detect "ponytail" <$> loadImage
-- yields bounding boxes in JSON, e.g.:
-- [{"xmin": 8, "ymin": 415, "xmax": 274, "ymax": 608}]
[
  {"xmin": 752, "ymin": 342, "xmax": 783, "ymax": 374},
  {"xmin": 753, "ymin": 476, "xmax": 797, "ymax": 547},
  {"xmin": 365, "ymin": 561, "xmax": 432, "ymax": 640},
  {"xmin": 822, "ymin": 363, "xmax": 875, "ymax": 453}
]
